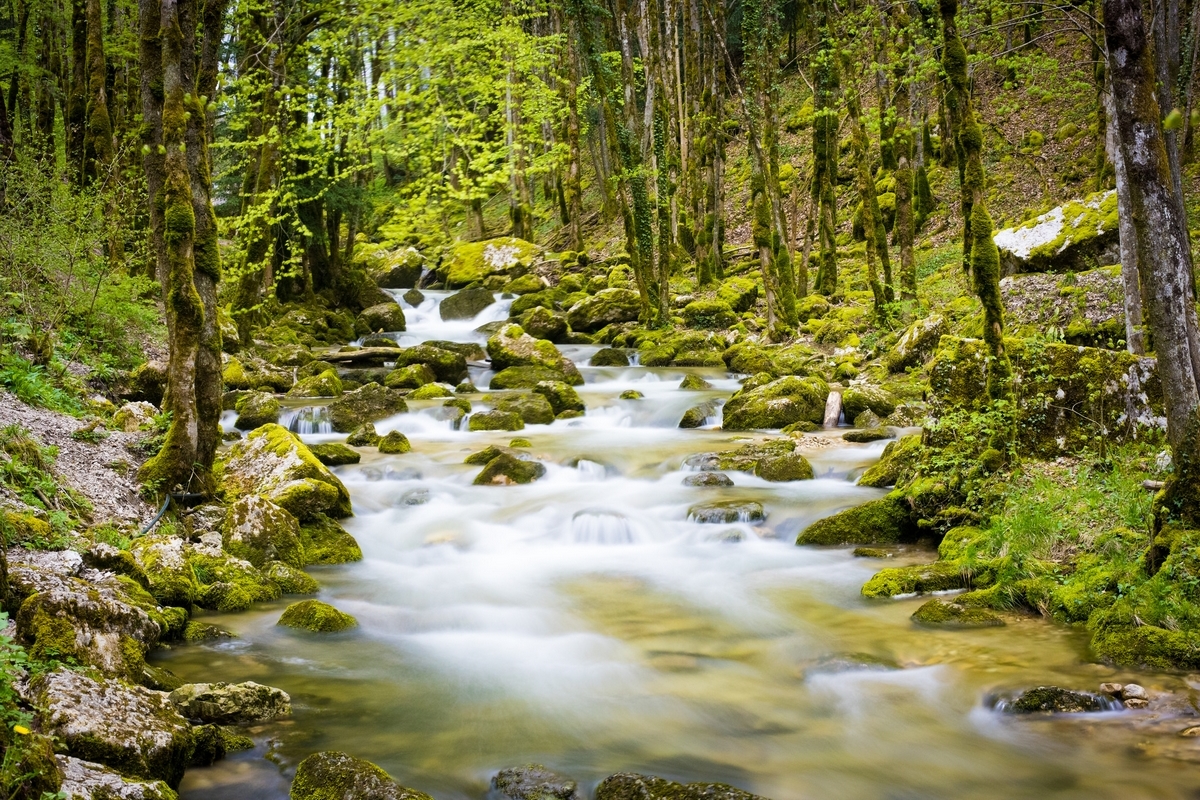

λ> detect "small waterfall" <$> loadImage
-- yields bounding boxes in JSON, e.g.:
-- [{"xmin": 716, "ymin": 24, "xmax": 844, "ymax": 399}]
[
  {"xmin": 575, "ymin": 459, "xmax": 607, "ymax": 481},
  {"xmin": 570, "ymin": 509, "xmax": 638, "ymax": 544},
  {"xmin": 281, "ymin": 406, "xmax": 332, "ymax": 434}
]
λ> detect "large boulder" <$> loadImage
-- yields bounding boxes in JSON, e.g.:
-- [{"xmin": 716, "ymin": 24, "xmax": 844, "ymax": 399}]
[
  {"xmin": 795, "ymin": 493, "xmax": 915, "ymax": 545},
  {"xmin": 298, "ymin": 514, "xmax": 364, "ymax": 564},
  {"xmin": 358, "ymin": 302, "xmax": 406, "ymax": 333},
  {"xmin": 384, "ymin": 363, "xmax": 437, "ymax": 390},
  {"xmin": 439, "ymin": 287, "xmax": 495, "ymax": 320},
  {"xmin": 928, "ymin": 336, "xmax": 1162, "ymax": 456},
  {"xmin": 841, "ymin": 384, "xmax": 897, "ymax": 420},
  {"xmin": 222, "ymin": 495, "xmax": 305, "ymax": 568},
  {"xmin": 1000, "ymin": 267, "xmax": 1126, "ymax": 347},
  {"xmin": 128, "ymin": 535, "xmax": 199, "ymax": 609},
  {"xmin": 532, "ymin": 381, "xmax": 585, "ymax": 416},
  {"xmin": 57, "ymin": 756, "xmax": 177, "ymax": 800},
  {"xmin": 220, "ymin": 424, "xmax": 353, "ymax": 519},
  {"xmin": 717, "ymin": 276, "xmax": 759, "ymax": 313},
  {"xmin": 121, "ymin": 361, "xmax": 167, "ymax": 405},
  {"xmin": 9, "ymin": 550, "xmax": 165, "ymax": 681},
  {"xmin": 168, "ymin": 682, "xmax": 291, "ymax": 724},
  {"xmin": 370, "ymin": 246, "xmax": 424, "ymax": 289},
  {"xmin": 441, "ymin": 237, "xmax": 537, "ymax": 287},
  {"xmin": 884, "ymin": 314, "xmax": 947, "ymax": 373},
  {"xmin": 722, "ymin": 376, "xmax": 829, "ymax": 430},
  {"xmin": 993, "ymin": 190, "xmax": 1119, "ymax": 274},
  {"xmin": 290, "ymin": 751, "xmax": 433, "ymax": 800},
  {"xmin": 327, "ymin": 385, "xmax": 409, "ymax": 433},
  {"xmin": 567, "ymin": 288, "xmax": 641, "ymax": 332},
  {"xmin": 595, "ymin": 772, "xmax": 766, "ymax": 800},
  {"xmin": 31, "ymin": 669, "xmax": 194, "ymax": 787},
  {"xmin": 487, "ymin": 324, "xmax": 583, "ymax": 384}
]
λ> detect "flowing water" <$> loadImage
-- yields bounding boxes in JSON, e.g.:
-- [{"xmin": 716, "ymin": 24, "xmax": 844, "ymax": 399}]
[{"xmin": 173, "ymin": 292, "xmax": 1200, "ymax": 800}]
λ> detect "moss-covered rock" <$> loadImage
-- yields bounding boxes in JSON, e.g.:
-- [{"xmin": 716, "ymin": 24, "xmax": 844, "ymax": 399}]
[
  {"xmin": 287, "ymin": 369, "xmax": 343, "ymax": 398},
  {"xmin": 297, "ymin": 513, "xmax": 363, "ymax": 564},
  {"xmin": 842, "ymin": 385, "xmax": 897, "ymax": 420},
  {"xmin": 378, "ymin": 431, "xmax": 412, "ymax": 454},
  {"xmin": 122, "ymin": 360, "xmax": 168, "ymax": 405},
  {"xmin": 190, "ymin": 547, "xmax": 281, "ymax": 606},
  {"xmin": 861, "ymin": 562, "xmax": 974, "ymax": 598},
  {"xmin": 113, "ymin": 401, "xmax": 158, "ymax": 432},
  {"xmin": 494, "ymin": 393, "xmax": 556, "ymax": 425},
  {"xmin": 222, "ymin": 495, "xmax": 304, "ymax": 568},
  {"xmin": 682, "ymin": 472, "xmax": 734, "ymax": 487},
  {"xmin": 510, "ymin": 289, "xmax": 562, "ymax": 316},
  {"xmin": 717, "ymin": 276, "xmax": 759, "ymax": 313},
  {"xmin": 567, "ymin": 288, "xmax": 641, "ymax": 332},
  {"xmin": 687, "ymin": 501, "xmax": 765, "ymax": 523},
  {"xmin": 32, "ymin": 668, "xmax": 194, "ymax": 788},
  {"xmin": 327, "ymin": 384, "xmax": 408, "ymax": 433},
  {"xmin": 722, "ymin": 376, "xmax": 829, "ymax": 430},
  {"xmin": 518, "ymin": 306, "xmax": 568, "ymax": 342},
  {"xmin": 129, "ymin": 535, "xmax": 200, "ymax": 608},
  {"xmin": 928, "ymin": 336, "xmax": 1162, "ymax": 456},
  {"xmin": 366, "ymin": 245, "xmax": 424, "ymax": 289},
  {"xmin": 885, "ymin": 314, "xmax": 947, "ymax": 373},
  {"xmin": 220, "ymin": 424, "xmax": 353, "ymax": 520},
  {"xmin": 681, "ymin": 299, "xmax": 736, "ymax": 329},
  {"xmin": 390, "ymin": 344, "xmax": 469, "ymax": 384},
  {"xmin": 234, "ymin": 391, "xmax": 280, "ymax": 431},
  {"xmin": 404, "ymin": 383, "xmax": 452, "ymax": 400},
  {"xmin": 278, "ymin": 600, "xmax": 357, "ymax": 632},
  {"xmin": 679, "ymin": 403, "xmax": 716, "ymax": 429},
  {"xmin": 679, "ymin": 374, "xmax": 713, "ymax": 390},
  {"xmin": 1003, "ymin": 686, "xmax": 1112, "ymax": 713},
  {"xmin": 993, "ymin": 190, "xmax": 1119, "ymax": 274},
  {"xmin": 755, "ymin": 452, "xmax": 814, "ymax": 481},
  {"xmin": 264, "ymin": 561, "xmax": 320, "ymax": 594},
  {"xmin": 440, "ymin": 287, "xmax": 496, "ymax": 320},
  {"xmin": 595, "ymin": 772, "xmax": 765, "ymax": 800},
  {"xmin": 491, "ymin": 366, "xmax": 580, "ymax": 390},
  {"xmin": 309, "ymin": 443, "xmax": 361, "ymax": 466},
  {"xmin": 168, "ymin": 681, "xmax": 291, "ymax": 724},
  {"xmin": 290, "ymin": 751, "xmax": 433, "ymax": 800},
  {"xmin": 469, "ymin": 410, "xmax": 525, "ymax": 432},
  {"xmin": 441, "ymin": 237, "xmax": 537, "ymax": 287},
  {"xmin": 384, "ymin": 364, "xmax": 437, "ymax": 390},
  {"xmin": 858, "ymin": 434, "xmax": 923, "ymax": 488},
  {"xmin": 911, "ymin": 598, "xmax": 1005, "ymax": 628},
  {"xmin": 474, "ymin": 453, "xmax": 546, "ymax": 485},
  {"xmin": 345, "ymin": 423, "xmax": 380, "ymax": 447},
  {"xmin": 57, "ymin": 754, "xmax": 175, "ymax": 800},
  {"xmin": 531, "ymin": 381, "xmax": 585, "ymax": 416},
  {"xmin": 358, "ymin": 302, "xmax": 406, "ymax": 333},
  {"xmin": 487, "ymin": 324, "xmax": 583, "ymax": 383},
  {"xmin": 590, "ymin": 348, "xmax": 630, "ymax": 367},
  {"xmin": 796, "ymin": 493, "xmax": 915, "ymax": 545}
]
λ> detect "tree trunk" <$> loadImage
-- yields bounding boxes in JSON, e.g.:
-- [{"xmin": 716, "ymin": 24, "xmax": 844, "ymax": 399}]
[
  {"xmin": 83, "ymin": 0, "xmax": 115, "ymax": 184},
  {"xmin": 1104, "ymin": 0, "xmax": 1200, "ymax": 484},
  {"xmin": 1103, "ymin": 71, "xmax": 1146, "ymax": 355}
]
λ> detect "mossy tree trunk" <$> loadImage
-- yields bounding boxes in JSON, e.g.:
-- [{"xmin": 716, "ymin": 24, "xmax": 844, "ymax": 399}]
[
  {"xmin": 845, "ymin": 74, "xmax": 887, "ymax": 318},
  {"xmin": 556, "ymin": 4, "xmax": 585, "ymax": 253},
  {"xmin": 138, "ymin": 0, "xmax": 225, "ymax": 494},
  {"xmin": 941, "ymin": 0, "xmax": 1011, "ymax": 403},
  {"xmin": 66, "ymin": 0, "xmax": 87, "ymax": 182},
  {"xmin": 812, "ymin": 23, "xmax": 839, "ymax": 297},
  {"xmin": 1104, "ymin": 0, "xmax": 1200, "ymax": 521},
  {"xmin": 82, "ymin": 0, "xmax": 114, "ymax": 185}
]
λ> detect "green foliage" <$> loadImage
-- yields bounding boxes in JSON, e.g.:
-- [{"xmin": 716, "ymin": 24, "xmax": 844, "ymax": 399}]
[
  {"xmin": 0, "ymin": 425, "xmax": 89, "ymax": 528},
  {"xmin": 0, "ymin": 351, "xmax": 80, "ymax": 415}
]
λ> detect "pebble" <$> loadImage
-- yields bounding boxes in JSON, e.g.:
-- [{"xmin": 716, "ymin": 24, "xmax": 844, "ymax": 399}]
[{"xmin": 1099, "ymin": 682, "xmax": 1123, "ymax": 696}]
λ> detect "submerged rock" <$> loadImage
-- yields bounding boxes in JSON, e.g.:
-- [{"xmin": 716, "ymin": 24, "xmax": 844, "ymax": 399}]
[
  {"xmin": 168, "ymin": 681, "xmax": 291, "ymax": 724},
  {"xmin": 57, "ymin": 756, "xmax": 176, "ymax": 800},
  {"xmin": 290, "ymin": 751, "xmax": 433, "ymax": 800},
  {"xmin": 595, "ymin": 772, "xmax": 767, "ymax": 800},
  {"xmin": 277, "ymin": 600, "xmax": 358, "ymax": 632},
  {"xmin": 999, "ymin": 686, "xmax": 1118, "ymax": 713},
  {"xmin": 682, "ymin": 472, "xmax": 734, "ymax": 487},
  {"xmin": 491, "ymin": 764, "xmax": 582, "ymax": 800},
  {"xmin": 688, "ymin": 500, "xmax": 766, "ymax": 524},
  {"xmin": 32, "ymin": 668, "xmax": 193, "ymax": 787},
  {"xmin": 911, "ymin": 599, "xmax": 1004, "ymax": 628}
]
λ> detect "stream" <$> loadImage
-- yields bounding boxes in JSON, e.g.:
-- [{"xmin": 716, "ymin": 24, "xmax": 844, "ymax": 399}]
[{"xmin": 166, "ymin": 291, "xmax": 1200, "ymax": 800}]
